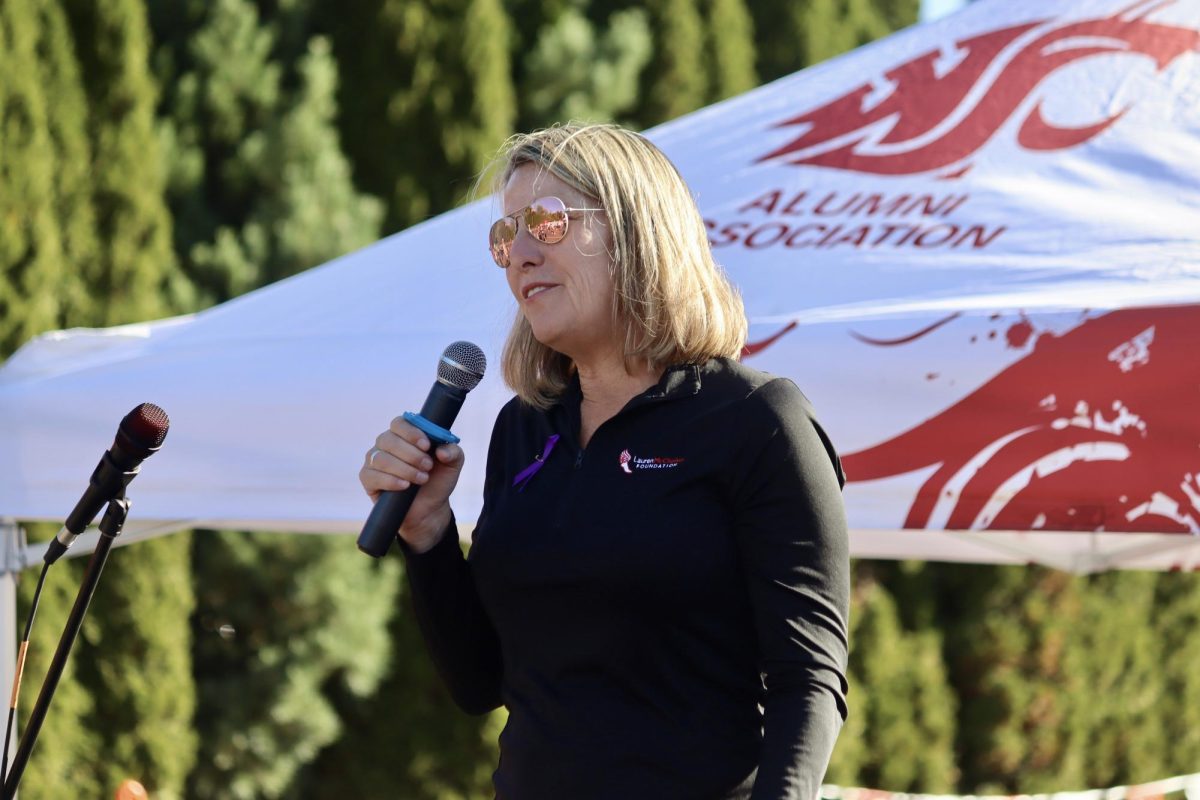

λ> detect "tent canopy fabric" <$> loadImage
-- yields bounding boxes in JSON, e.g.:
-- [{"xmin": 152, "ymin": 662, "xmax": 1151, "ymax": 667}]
[{"xmin": 2, "ymin": 0, "xmax": 1199, "ymax": 572}]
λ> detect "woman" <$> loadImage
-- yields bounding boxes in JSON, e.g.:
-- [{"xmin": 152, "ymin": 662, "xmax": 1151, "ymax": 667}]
[{"xmin": 360, "ymin": 124, "xmax": 849, "ymax": 800}]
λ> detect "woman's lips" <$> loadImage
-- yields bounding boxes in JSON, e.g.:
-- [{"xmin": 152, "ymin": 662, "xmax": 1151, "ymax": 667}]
[{"xmin": 523, "ymin": 283, "xmax": 557, "ymax": 300}]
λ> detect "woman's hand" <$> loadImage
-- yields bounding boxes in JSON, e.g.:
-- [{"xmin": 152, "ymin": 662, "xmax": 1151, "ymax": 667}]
[{"xmin": 359, "ymin": 417, "xmax": 465, "ymax": 553}]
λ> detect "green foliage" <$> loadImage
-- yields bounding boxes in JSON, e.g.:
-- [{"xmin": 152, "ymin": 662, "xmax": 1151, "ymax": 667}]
[
  {"xmin": 750, "ymin": 0, "xmax": 920, "ymax": 83},
  {"xmin": 150, "ymin": 5, "xmax": 391, "ymax": 798},
  {"xmin": 21, "ymin": 0, "xmax": 98, "ymax": 334},
  {"xmin": 15, "ymin": 532, "xmax": 194, "ymax": 800},
  {"xmin": 799, "ymin": 0, "xmax": 893, "ymax": 67},
  {"xmin": 153, "ymin": 0, "xmax": 382, "ymax": 306},
  {"xmin": 835, "ymin": 564, "xmax": 957, "ymax": 792},
  {"xmin": 3, "ymin": 0, "xmax": 195, "ymax": 793},
  {"xmin": 637, "ymin": 0, "xmax": 709, "ymax": 126},
  {"xmin": 519, "ymin": 5, "xmax": 653, "ymax": 129},
  {"xmin": 60, "ymin": 0, "xmax": 193, "ymax": 324},
  {"xmin": 186, "ymin": 531, "xmax": 400, "ymax": 799},
  {"xmin": 938, "ymin": 565, "xmax": 1091, "ymax": 793},
  {"xmin": 929, "ymin": 564, "xmax": 1200, "ymax": 794},
  {"xmin": 80, "ymin": 536, "xmax": 197, "ymax": 798},
  {"xmin": 1075, "ymin": 571, "xmax": 1167, "ymax": 787},
  {"xmin": 1153, "ymin": 572, "xmax": 1200, "ymax": 773},
  {"xmin": 317, "ymin": 0, "xmax": 515, "ymax": 233},
  {"xmin": 16, "ymin": 527, "xmax": 102, "ymax": 799},
  {"xmin": 298, "ymin": 571, "xmax": 506, "ymax": 799},
  {"xmin": 0, "ymin": 0, "xmax": 79, "ymax": 355},
  {"xmin": 705, "ymin": 0, "xmax": 758, "ymax": 102},
  {"xmin": 198, "ymin": 35, "xmax": 384, "ymax": 288},
  {"xmin": 161, "ymin": 0, "xmax": 282, "ymax": 302}
]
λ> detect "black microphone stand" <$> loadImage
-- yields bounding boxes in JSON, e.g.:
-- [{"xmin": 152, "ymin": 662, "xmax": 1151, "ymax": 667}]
[{"xmin": 2, "ymin": 494, "xmax": 131, "ymax": 799}]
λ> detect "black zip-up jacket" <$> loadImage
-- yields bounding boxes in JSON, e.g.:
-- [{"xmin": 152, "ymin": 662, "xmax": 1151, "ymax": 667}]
[{"xmin": 399, "ymin": 357, "xmax": 850, "ymax": 800}]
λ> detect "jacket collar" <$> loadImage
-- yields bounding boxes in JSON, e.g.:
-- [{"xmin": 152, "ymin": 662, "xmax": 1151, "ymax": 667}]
[
  {"xmin": 638, "ymin": 362, "xmax": 702, "ymax": 403},
  {"xmin": 557, "ymin": 362, "xmax": 702, "ymax": 411}
]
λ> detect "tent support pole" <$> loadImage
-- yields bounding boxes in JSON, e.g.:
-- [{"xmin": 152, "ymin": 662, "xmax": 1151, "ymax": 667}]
[{"xmin": 0, "ymin": 519, "xmax": 22, "ymax": 791}]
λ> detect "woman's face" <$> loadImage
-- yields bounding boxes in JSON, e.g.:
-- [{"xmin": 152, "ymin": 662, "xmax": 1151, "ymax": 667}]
[{"xmin": 500, "ymin": 164, "xmax": 618, "ymax": 363}]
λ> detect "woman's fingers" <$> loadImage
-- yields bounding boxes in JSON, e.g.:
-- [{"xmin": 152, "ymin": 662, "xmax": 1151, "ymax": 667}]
[
  {"xmin": 389, "ymin": 416, "xmax": 431, "ymax": 448},
  {"xmin": 374, "ymin": 420, "xmax": 434, "ymax": 467},
  {"xmin": 359, "ymin": 421, "xmax": 465, "ymax": 503},
  {"xmin": 365, "ymin": 445, "xmax": 430, "ymax": 485},
  {"xmin": 434, "ymin": 444, "xmax": 464, "ymax": 469}
]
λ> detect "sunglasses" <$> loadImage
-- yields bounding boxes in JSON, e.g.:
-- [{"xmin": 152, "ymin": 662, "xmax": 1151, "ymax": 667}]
[{"xmin": 489, "ymin": 196, "xmax": 603, "ymax": 268}]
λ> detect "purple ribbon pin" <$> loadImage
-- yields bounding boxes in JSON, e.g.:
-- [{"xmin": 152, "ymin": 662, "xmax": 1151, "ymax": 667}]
[{"xmin": 513, "ymin": 434, "xmax": 560, "ymax": 492}]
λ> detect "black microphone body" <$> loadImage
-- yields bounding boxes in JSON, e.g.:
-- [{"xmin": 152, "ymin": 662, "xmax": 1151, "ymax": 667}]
[
  {"xmin": 45, "ymin": 403, "xmax": 169, "ymax": 564},
  {"xmin": 358, "ymin": 342, "xmax": 486, "ymax": 558},
  {"xmin": 63, "ymin": 449, "xmax": 141, "ymax": 536}
]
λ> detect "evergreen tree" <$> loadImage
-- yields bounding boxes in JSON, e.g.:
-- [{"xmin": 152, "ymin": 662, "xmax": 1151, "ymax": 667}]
[
  {"xmin": 13, "ymin": 533, "xmax": 102, "ymax": 800},
  {"xmin": 316, "ymin": 0, "xmax": 515, "ymax": 233},
  {"xmin": 60, "ymin": 0, "xmax": 194, "ymax": 324},
  {"xmin": 750, "ymin": 0, "xmax": 919, "ymax": 84},
  {"xmin": 28, "ymin": 2, "xmax": 199, "ymax": 796},
  {"xmin": 636, "ymin": 0, "xmax": 709, "ymax": 126},
  {"xmin": 519, "ymin": 4, "xmax": 653, "ymax": 129},
  {"xmin": 25, "ymin": 0, "xmax": 98, "ymax": 333},
  {"xmin": 74, "ymin": 536, "xmax": 196, "ymax": 798},
  {"xmin": 705, "ymin": 0, "xmax": 757, "ymax": 102},
  {"xmin": 934, "ymin": 565, "xmax": 1200, "ymax": 794},
  {"xmin": 2, "ymin": 3, "xmax": 94, "ymax": 793},
  {"xmin": 875, "ymin": 0, "xmax": 921, "ymax": 32},
  {"xmin": 189, "ymin": 33, "xmax": 385, "ymax": 290},
  {"xmin": 937, "ymin": 564, "xmax": 1089, "ymax": 793},
  {"xmin": 152, "ymin": 0, "xmax": 383, "ymax": 304},
  {"xmin": 1153, "ymin": 573, "xmax": 1200, "ymax": 774},
  {"xmin": 799, "ymin": 0, "xmax": 892, "ymax": 68},
  {"xmin": 146, "ymin": 3, "xmax": 394, "ymax": 795},
  {"xmin": 844, "ymin": 564, "xmax": 957, "ymax": 792},
  {"xmin": 0, "ymin": 0, "xmax": 77, "ymax": 355},
  {"xmin": 153, "ymin": 0, "xmax": 286, "ymax": 304},
  {"xmin": 186, "ymin": 532, "xmax": 400, "ymax": 799},
  {"xmin": 298, "ymin": 573, "xmax": 506, "ymax": 799},
  {"xmin": 1, "ymin": 0, "xmax": 192, "ymax": 795},
  {"xmin": 1076, "ymin": 571, "xmax": 1167, "ymax": 787},
  {"xmin": 60, "ymin": 0, "xmax": 198, "ymax": 789}
]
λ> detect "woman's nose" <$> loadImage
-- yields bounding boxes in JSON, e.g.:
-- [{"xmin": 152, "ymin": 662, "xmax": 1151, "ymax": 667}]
[{"xmin": 507, "ymin": 224, "xmax": 543, "ymax": 269}]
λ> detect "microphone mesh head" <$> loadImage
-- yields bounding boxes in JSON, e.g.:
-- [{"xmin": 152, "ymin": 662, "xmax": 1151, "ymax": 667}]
[
  {"xmin": 123, "ymin": 403, "xmax": 170, "ymax": 449},
  {"xmin": 438, "ymin": 341, "xmax": 487, "ymax": 391}
]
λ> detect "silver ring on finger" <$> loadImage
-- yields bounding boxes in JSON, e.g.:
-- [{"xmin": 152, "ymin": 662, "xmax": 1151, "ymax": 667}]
[{"xmin": 369, "ymin": 448, "xmax": 381, "ymax": 468}]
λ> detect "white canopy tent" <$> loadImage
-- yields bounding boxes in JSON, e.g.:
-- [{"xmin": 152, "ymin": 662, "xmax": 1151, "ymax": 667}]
[{"xmin": 2, "ymin": 0, "xmax": 1199, "ymax": 585}]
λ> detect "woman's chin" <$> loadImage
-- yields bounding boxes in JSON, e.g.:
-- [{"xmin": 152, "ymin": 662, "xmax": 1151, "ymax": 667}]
[{"xmin": 527, "ymin": 324, "xmax": 564, "ymax": 351}]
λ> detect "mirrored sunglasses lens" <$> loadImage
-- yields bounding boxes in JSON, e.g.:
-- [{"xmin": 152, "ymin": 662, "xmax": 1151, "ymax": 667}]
[
  {"xmin": 526, "ymin": 197, "xmax": 568, "ymax": 244},
  {"xmin": 489, "ymin": 218, "xmax": 516, "ymax": 266}
]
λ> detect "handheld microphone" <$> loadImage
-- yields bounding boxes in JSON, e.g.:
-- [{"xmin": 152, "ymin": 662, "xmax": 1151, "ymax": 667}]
[
  {"xmin": 358, "ymin": 342, "xmax": 486, "ymax": 558},
  {"xmin": 44, "ymin": 403, "xmax": 169, "ymax": 564}
]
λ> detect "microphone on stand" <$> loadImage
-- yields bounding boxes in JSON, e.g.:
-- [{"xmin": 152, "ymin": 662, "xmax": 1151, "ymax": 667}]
[
  {"xmin": 357, "ymin": 341, "xmax": 486, "ymax": 558},
  {"xmin": 1, "ymin": 404, "xmax": 169, "ymax": 799},
  {"xmin": 44, "ymin": 403, "xmax": 169, "ymax": 564}
]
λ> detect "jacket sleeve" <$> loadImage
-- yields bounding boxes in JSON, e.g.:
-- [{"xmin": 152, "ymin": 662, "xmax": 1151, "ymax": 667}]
[
  {"xmin": 731, "ymin": 378, "xmax": 850, "ymax": 800},
  {"xmin": 395, "ymin": 408, "xmax": 510, "ymax": 715}
]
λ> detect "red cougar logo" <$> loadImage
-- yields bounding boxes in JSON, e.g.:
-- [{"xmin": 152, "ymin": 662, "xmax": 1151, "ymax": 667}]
[
  {"xmin": 759, "ymin": 2, "xmax": 1200, "ymax": 176},
  {"xmin": 842, "ymin": 304, "xmax": 1200, "ymax": 537}
]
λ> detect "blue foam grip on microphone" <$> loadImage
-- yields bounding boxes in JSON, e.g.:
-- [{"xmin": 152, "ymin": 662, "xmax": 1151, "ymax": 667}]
[{"xmin": 402, "ymin": 411, "xmax": 460, "ymax": 445}]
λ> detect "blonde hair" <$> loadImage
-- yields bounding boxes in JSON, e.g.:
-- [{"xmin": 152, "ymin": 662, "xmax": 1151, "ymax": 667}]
[{"xmin": 489, "ymin": 124, "xmax": 747, "ymax": 408}]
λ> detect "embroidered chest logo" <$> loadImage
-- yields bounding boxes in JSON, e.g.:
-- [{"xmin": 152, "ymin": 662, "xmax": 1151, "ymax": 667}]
[{"xmin": 619, "ymin": 448, "xmax": 685, "ymax": 474}]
